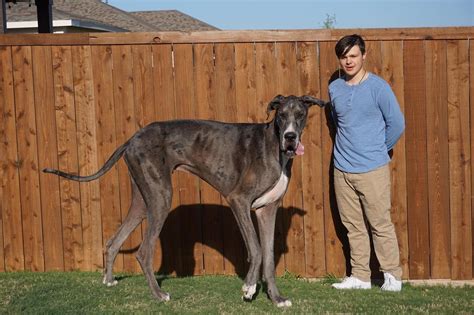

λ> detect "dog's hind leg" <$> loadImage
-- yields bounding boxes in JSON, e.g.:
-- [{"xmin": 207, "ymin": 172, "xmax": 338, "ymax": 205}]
[
  {"xmin": 255, "ymin": 201, "xmax": 291, "ymax": 307},
  {"xmin": 103, "ymin": 178, "xmax": 146, "ymax": 286},
  {"xmin": 132, "ymin": 165, "xmax": 173, "ymax": 302},
  {"xmin": 226, "ymin": 195, "xmax": 262, "ymax": 301}
]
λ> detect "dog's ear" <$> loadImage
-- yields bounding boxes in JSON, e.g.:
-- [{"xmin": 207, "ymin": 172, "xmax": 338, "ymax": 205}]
[
  {"xmin": 267, "ymin": 95, "xmax": 285, "ymax": 115},
  {"xmin": 300, "ymin": 95, "xmax": 327, "ymax": 108}
]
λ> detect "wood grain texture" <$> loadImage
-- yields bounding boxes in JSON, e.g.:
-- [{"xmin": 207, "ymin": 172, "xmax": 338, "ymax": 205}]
[
  {"xmin": 381, "ymin": 41, "xmax": 409, "ymax": 279},
  {"xmin": 0, "ymin": 46, "xmax": 24, "ymax": 271},
  {"xmin": 447, "ymin": 40, "xmax": 472, "ymax": 280},
  {"xmin": 1, "ymin": 33, "xmax": 473, "ymax": 280},
  {"xmin": 424, "ymin": 40, "xmax": 451, "ymax": 279},
  {"xmin": 12, "ymin": 45, "xmax": 44, "ymax": 271},
  {"xmin": 404, "ymin": 40, "xmax": 430, "ymax": 279}
]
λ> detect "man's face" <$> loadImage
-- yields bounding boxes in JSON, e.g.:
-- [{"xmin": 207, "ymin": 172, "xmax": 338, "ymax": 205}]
[{"xmin": 338, "ymin": 45, "xmax": 366, "ymax": 78}]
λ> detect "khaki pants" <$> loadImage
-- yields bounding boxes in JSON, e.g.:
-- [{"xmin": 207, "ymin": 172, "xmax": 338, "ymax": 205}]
[{"xmin": 334, "ymin": 164, "xmax": 402, "ymax": 282}]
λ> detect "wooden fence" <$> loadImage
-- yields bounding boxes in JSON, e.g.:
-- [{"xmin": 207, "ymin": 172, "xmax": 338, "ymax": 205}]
[{"xmin": 0, "ymin": 28, "xmax": 473, "ymax": 280}]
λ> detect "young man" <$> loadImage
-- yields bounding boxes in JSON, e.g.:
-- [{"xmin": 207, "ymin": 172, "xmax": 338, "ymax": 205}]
[{"xmin": 328, "ymin": 34, "xmax": 405, "ymax": 291}]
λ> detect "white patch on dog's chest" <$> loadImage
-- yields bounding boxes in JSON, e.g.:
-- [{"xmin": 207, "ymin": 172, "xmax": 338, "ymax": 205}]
[{"xmin": 251, "ymin": 172, "xmax": 289, "ymax": 209}]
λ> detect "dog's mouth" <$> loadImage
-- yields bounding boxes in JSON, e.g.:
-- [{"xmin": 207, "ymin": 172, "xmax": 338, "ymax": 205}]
[{"xmin": 283, "ymin": 142, "xmax": 305, "ymax": 157}]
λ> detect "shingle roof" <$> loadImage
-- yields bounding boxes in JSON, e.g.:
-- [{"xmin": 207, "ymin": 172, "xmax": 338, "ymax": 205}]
[
  {"xmin": 130, "ymin": 10, "xmax": 218, "ymax": 31},
  {"xmin": 6, "ymin": 0, "xmax": 219, "ymax": 32}
]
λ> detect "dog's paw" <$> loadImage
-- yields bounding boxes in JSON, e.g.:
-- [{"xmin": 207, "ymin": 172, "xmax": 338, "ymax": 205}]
[
  {"xmin": 242, "ymin": 283, "xmax": 257, "ymax": 300},
  {"xmin": 154, "ymin": 291, "xmax": 170, "ymax": 302},
  {"xmin": 275, "ymin": 296, "xmax": 292, "ymax": 308},
  {"xmin": 160, "ymin": 293, "xmax": 171, "ymax": 302},
  {"xmin": 277, "ymin": 299, "xmax": 292, "ymax": 307},
  {"xmin": 102, "ymin": 275, "xmax": 118, "ymax": 287}
]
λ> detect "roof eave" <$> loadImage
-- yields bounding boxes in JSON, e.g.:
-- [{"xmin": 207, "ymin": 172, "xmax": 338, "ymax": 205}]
[{"xmin": 7, "ymin": 19, "xmax": 127, "ymax": 32}]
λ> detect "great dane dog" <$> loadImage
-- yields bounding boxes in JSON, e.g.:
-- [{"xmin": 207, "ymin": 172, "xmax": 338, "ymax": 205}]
[{"xmin": 44, "ymin": 94, "xmax": 326, "ymax": 307}]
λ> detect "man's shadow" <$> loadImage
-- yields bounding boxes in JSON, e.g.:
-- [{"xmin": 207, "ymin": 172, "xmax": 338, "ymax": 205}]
[{"xmin": 143, "ymin": 204, "xmax": 306, "ymax": 279}]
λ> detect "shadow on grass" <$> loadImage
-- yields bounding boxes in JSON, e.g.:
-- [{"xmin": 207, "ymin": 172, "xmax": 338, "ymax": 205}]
[{"xmin": 118, "ymin": 204, "xmax": 307, "ymax": 281}]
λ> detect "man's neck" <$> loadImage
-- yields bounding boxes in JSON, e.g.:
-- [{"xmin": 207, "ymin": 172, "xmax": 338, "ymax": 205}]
[{"xmin": 345, "ymin": 68, "xmax": 366, "ymax": 85}]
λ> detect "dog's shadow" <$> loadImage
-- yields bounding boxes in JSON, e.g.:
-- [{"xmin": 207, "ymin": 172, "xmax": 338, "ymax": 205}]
[{"xmin": 120, "ymin": 204, "xmax": 306, "ymax": 280}]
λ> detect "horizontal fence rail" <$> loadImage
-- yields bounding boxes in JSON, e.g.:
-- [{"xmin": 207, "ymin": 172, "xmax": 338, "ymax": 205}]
[{"xmin": 0, "ymin": 28, "xmax": 473, "ymax": 280}]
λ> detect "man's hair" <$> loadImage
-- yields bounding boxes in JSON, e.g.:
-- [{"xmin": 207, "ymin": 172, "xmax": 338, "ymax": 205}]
[{"xmin": 335, "ymin": 34, "xmax": 366, "ymax": 59}]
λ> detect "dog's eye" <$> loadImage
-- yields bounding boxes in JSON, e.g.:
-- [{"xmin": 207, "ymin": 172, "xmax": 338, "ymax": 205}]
[{"xmin": 278, "ymin": 113, "xmax": 287, "ymax": 120}]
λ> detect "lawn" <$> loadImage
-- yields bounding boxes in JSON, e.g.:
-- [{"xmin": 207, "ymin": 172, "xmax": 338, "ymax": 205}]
[{"xmin": 0, "ymin": 271, "xmax": 473, "ymax": 314}]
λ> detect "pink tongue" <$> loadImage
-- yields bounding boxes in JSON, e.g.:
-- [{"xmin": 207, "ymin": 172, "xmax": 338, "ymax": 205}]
[{"xmin": 295, "ymin": 142, "xmax": 305, "ymax": 155}]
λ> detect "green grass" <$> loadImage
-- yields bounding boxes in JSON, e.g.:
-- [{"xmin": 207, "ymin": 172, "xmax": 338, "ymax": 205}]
[{"xmin": 0, "ymin": 271, "xmax": 473, "ymax": 314}]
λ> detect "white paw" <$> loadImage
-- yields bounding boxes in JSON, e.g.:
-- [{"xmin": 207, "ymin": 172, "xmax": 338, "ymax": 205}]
[
  {"xmin": 242, "ymin": 283, "xmax": 257, "ymax": 300},
  {"xmin": 162, "ymin": 293, "xmax": 171, "ymax": 301},
  {"xmin": 102, "ymin": 276, "xmax": 118, "ymax": 287},
  {"xmin": 277, "ymin": 299, "xmax": 292, "ymax": 308}
]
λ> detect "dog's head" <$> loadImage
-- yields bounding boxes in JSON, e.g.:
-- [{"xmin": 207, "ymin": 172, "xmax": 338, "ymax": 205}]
[{"xmin": 267, "ymin": 95, "xmax": 326, "ymax": 158}]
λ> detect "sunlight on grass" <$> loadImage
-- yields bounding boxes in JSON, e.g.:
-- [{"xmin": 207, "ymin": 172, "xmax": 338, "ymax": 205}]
[{"xmin": 0, "ymin": 271, "xmax": 472, "ymax": 314}]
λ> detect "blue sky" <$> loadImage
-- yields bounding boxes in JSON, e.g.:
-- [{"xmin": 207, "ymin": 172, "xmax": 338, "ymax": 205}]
[{"xmin": 108, "ymin": 0, "xmax": 474, "ymax": 30}]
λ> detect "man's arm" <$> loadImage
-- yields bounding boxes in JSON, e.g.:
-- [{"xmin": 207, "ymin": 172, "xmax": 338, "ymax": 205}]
[{"xmin": 377, "ymin": 84, "xmax": 405, "ymax": 151}]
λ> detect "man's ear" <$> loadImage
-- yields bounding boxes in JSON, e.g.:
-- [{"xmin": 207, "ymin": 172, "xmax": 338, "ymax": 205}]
[
  {"xmin": 300, "ymin": 95, "xmax": 327, "ymax": 108},
  {"xmin": 267, "ymin": 95, "xmax": 285, "ymax": 115}
]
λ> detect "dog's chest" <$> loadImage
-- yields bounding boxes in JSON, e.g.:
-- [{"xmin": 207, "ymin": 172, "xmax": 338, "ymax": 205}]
[{"xmin": 251, "ymin": 172, "xmax": 289, "ymax": 209}]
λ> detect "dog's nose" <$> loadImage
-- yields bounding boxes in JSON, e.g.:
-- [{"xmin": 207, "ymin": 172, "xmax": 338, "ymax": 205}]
[{"xmin": 284, "ymin": 132, "xmax": 297, "ymax": 142}]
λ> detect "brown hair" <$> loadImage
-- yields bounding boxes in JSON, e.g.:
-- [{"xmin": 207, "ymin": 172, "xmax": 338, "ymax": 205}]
[{"xmin": 335, "ymin": 34, "xmax": 366, "ymax": 59}]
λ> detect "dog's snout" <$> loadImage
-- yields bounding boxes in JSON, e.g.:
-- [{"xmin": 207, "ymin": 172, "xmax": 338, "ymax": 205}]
[{"xmin": 284, "ymin": 132, "xmax": 297, "ymax": 142}]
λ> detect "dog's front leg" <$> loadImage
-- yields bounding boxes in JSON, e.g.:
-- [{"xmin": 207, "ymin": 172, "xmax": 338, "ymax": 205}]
[
  {"xmin": 255, "ymin": 201, "xmax": 292, "ymax": 307},
  {"xmin": 226, "ymin": 196, "xmax": 262, "ymax": 301}
]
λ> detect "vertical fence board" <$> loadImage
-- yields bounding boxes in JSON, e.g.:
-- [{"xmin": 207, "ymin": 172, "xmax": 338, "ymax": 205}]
[
  {"xmin": 91, "ymin": 45, "xmax": 123, "ymax": 272},
  {"xmin": 213, "ymin": 43, "xmax": 245, "ymax": 275},
  {"xmin": 0, "ymin": 46, "xmax": 24, "ymax": 271},
  {"xmin": 173, "ymin": 43, "xmax": 203, "ymax": 275},
  {"xmin": 112, "ymin": 45, "xmax": 140, "ymax": 273},
  {"xmin": 275, "ymin": 42, "xmax": 306, "ymax": 276},
  {"xmin": 447, "ymin": 39, "xmax": 472, "ymax": 280},
  {"xmin": 424, "ymin": 40, "xmax": 451, "ymax": 278},
  {"xmin": 404, "ymin": 40, "xmax": 430, "ymax": 279},
  {"xmin": 151, "ymin": 44, "xmax": 178, "ymax": 273},
  {"xmin": 72, "ymin": 45, "xmax": 103, "ymax": 271},
  {"xmin": 235, "ymin": 43, "xmax": 257, "ymax": 123},
  {"xmin": 471, "ymin": 40, "xmax": 474, "ymax": 279},
  {"xmin": 131, "ymin": 44, "xmax": 153, "ymax": 271},
  {"xmin": 51, "ymin": 46, "xmax": 84, "ymax": 271},
  {"xmin": 234, "ymin": 42, "xmax": 258, "ymax": 276},
  {"xmin": 255, "ymin": 42, "xmax": 287, "ymax": 275},
  {"xmin": 32, "ymin": 46, "xmax": 64, "ymax": 272},
  {"xmin": 0, "ymin": 174, "xmax": 3, "ymax": 271},
  {"xmin": 365, "ymin": 41, "xmax": 382, "ymax": 75},
  {"xmin": 132, "ymin": 45, "xmax": 155, "ymax": 128},
  {"xmin": 298, "ymin": 41, "xmax": 326, "ymax": 277},
  {"xmin": 381, "ymin": 41, "xmax": 409, "ymax": 279},
  {"xmin": 13, "ymin": 46, "xmax": 45, "ymax": 271},
  {"xmin": 193, "ymin": 43, "xmax": 225, "ymax": 275},
  {"xmin": 319, "ymin": 41, "xmax": 347, "ymax": 277},
  {"xmin": 112, "ymin": 45, "xmax": 142, "ymax": 273}
]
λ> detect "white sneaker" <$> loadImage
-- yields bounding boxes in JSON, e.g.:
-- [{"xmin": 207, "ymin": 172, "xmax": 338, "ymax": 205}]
[
  {"xmin": 381, "ymin": 272, "xmax": 402, "ymax": 292},
  {"xmin": 331, "ymin": 276, "xmax": 371, "ymax": 290}
]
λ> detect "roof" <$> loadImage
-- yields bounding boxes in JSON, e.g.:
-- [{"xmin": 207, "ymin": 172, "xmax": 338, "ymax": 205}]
[
  {"xmin": 130, "ymin": 10, "xmax": 218, "ymax": 31},
  {"xmin": 6, "ymin": 0, "xmax": 219, "ymax": 32}
]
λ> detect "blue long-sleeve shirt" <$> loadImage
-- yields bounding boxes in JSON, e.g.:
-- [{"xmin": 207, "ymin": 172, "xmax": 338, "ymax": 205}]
[{"xmin": 329, "ymin": 73, "xmax": 405, "ymax": 173}]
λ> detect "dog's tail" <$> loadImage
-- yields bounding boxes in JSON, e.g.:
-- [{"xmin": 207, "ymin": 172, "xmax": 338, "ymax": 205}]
[{"xmin": 43, "ymin": 141, "xmax": 129, "ymax": 182}]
